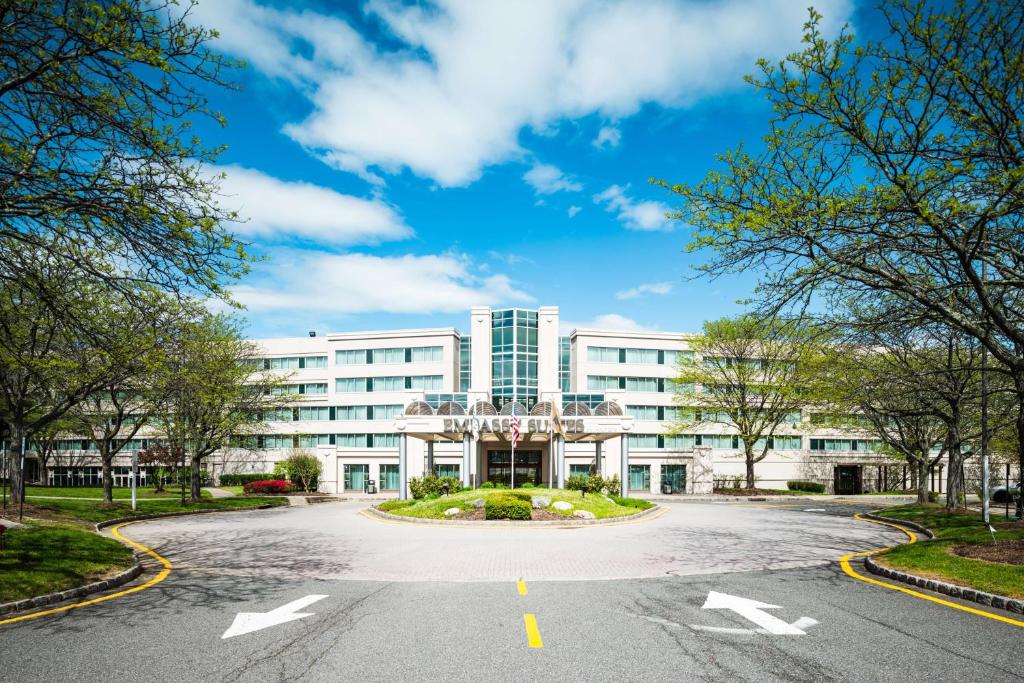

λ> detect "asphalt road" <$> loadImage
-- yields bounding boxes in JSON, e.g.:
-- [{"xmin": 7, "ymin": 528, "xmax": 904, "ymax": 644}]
[{"xmin": 1, "ymin": 500, "xmax": 1021, "ymax": 682}]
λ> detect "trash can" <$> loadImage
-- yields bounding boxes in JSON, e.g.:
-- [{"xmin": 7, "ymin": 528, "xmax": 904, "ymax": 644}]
[
  {"xmin": 364, "ymin": 479, "xmax": 377, "ymax": 494},
  {"xmin": 661, "ymin": 481, "xmax": 672, "ymax": 495}
]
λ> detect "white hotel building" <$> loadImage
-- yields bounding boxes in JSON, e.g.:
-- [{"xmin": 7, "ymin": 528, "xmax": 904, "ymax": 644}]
[{"xmin": 42, "ymin": 306, "xmax": 951, "ymax": 497}]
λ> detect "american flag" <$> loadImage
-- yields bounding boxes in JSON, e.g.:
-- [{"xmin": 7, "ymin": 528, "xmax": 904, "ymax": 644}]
[{"xmin": 510, "ymin": 407, "xmax": 520, "ymax": 449}]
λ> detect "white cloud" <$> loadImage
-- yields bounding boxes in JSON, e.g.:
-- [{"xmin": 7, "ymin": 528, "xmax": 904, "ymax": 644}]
[
  {"xmin": 213, "ymin": 165, "xmax": 411, "ymax": 246},
  {"xmin": 615, "ymin": 281, "xmax": 674, "ymax": 300},
  {"xmin": 232, "ymin": 249, "xmax": 534, "ymax": 315},
  {"xmin": 560, "ymin": 313, "xmax": 654, "ymax": 335},
  {"xmin": 487, "ymin": 251, "xmax": 533, "ymax": 267},
  {"xmin": 593, "ymin": 126, "xmax": 622, "ymax": 149},
  {"xmin": 594, "ymin": 184, "xmax": 674, "ymax": 231},
  {"xmin": 197, "ymin": 0, "xmax": 852, "ymax": 187},
  {"xmin": 523, "ymin": 163, "xmax": 583, "ymax": 195},
  {"xmin": 567, "ymin": 205, "xmax": 582, "ymax": 218}
]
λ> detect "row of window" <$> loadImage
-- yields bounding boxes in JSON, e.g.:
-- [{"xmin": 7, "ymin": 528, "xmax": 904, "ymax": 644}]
[
  {"xmin": 587, "ymin": 376, "xmax": 693, "ymax": 393},
  {"xmin": 262, "ymin": 405, "xmax": 405, "ymax": 422},
  {"xmin": 247, "ymin": 355, "xmax": 328, "ymax": 370},
  {"xmin": 587, "ymin": 347, "xmax": 694, "ymax": 366},
  {"xmin": 342, "ymin": 463, "xmax": 461, "ymax": 491},
  {"xmin": 809, "ymin": 438, "xmax": 883, "ymax": 452},
  {"xmin": 52, "ymin": 438, "xmax": 153, "ymax": 452},
  {"xmin": 336, "ymin": 346, "xmax": 444, "ymax": 366},
  {"xmin": 627, "ymin": 434, "xmax": 804, "ymax": 450},
  {"xmin": 335, "ymin": 376, "xmax": 444, "ymax": 392},
  {"xmin": 626, "ymin": 406, "xmax": 803, "ymax": 424},
  {"xmin": 267, "ymin": 383, "xmax": 329, "ymax": 396},
  {"xmin": 230, "ymin": 433, "xmax": 402, "ymax": 449}
]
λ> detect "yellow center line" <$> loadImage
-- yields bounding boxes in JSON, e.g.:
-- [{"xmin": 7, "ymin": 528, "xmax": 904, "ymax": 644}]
[
  {"xmin": 523, "ymin": 613, "xmax": 543, "ymax": 648},
  {"xmin": 844, "ymin": 512, "xmax": 1024, "ymax": 628},
  {"xmin": 516, "ymin": 579, "xmax": 528, "ymax": 596},
  {"xmin": 0, "ymin": 521, "xmax": 173, "ymax": 627}
]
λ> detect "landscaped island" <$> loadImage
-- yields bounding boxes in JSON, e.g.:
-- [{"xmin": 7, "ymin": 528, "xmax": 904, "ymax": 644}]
[{"xmin": 377, "ymin": 487, "xmax": 653, "ymax": 521}]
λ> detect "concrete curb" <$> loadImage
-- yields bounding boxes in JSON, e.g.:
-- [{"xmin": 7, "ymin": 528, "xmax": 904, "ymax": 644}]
[
  {"xmin": 0, "ymin": 553, "xmax": 143, "ymax": 617},
  {"xmin": 640, "ymin": 494, "xmax": 918, "ymax": 503},
  {"xmin": 860, "ymin": 512, "xmax": 935, "ymax": 539},
  {"xmin": 864, "ymin": 556, "xmax": 1024, "ymax": 614},
  {"xmin": 365, "ymin": 503, "xmax": 662, "ymax": 527},
  {"xmin": 860, "ymin": 511, "xmax": 1024, "ymax": 615}
]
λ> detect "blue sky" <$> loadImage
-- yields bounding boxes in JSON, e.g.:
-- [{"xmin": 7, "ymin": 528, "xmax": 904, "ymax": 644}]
[{"xmin": 186, "ymin": 0, "xmax": 862, "ymax": 338}]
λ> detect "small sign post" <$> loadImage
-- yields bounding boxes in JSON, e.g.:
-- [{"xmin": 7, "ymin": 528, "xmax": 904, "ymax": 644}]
[{"xmin": 131, "ymin": 451, "xmax": 139, "ymax": 511}]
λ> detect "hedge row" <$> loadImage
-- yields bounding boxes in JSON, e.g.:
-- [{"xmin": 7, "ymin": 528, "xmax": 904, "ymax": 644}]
[
  {"xmin": 219, "ymin": 473, "xmax": 275, "ymax": 486},
  {"xmin": 787, "ymin": 480, "xmax": 826, "ymax": 493},
  {"xmin": 243, "ymin": 480, "xmax": 295, "ymax": 494},
  {"xmin": 484, "ymin": 493, "xmax": 531, "ymax": 520}
]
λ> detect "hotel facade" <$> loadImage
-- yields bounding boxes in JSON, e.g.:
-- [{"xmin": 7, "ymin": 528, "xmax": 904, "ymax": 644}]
[{"xmin": 39, "ymin": 306, "xmax": 953, "ymax": 497}]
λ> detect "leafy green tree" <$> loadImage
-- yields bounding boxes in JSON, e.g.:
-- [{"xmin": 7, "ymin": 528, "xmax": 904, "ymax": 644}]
[
  {"xmin": 280, "ymin": 450, "xmax": 322, "ymax": 493},
  {"xmin": 0, "ymin": 0, "xmax": 248, "ymax": 307},
  {"xmin": 660, "ymin": 0, "xmax": 1024, "ymax": 515},
  {"xmin": 671, "ymin": 314, "xmax": 821, "ymax": 489},
  {"xmin": 155, "ymin": 312, "xmax": 280, "ymax": 502}
]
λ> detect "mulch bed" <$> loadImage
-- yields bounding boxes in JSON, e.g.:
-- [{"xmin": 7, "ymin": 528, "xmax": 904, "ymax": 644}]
[
  {"xmin": 953, "ymin": 539, "xmax": 1024, "ymax": 566},
  {"xmin": 453, "ymin": 507, "xmax": 570, "ymax": 521}
]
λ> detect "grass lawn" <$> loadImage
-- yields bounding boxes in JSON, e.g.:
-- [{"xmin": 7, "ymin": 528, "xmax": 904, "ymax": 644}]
[
  {"xmin": 0, "ymin": 520, "xmax": 135, "ymax": 603},
  {"xmin": 218, "ymin": 486, "xmax": 247, "ymax": 495},
  {"xmin": 380, "ymin": 487, "xmax": 651, "ymax": 520},
  {"xmin": 25, "ymin": 485, "xmax": 211, "ymax": 500},
  {"xmin": 874, "ymin": 504, "xmax": 1024, "ymax": 599},
  {"xmin": 713, "ymin": 487, "xmax": 822, "ymax": 496},
  {"xmin": 5, "ymin": 495, "xmax": 287, "ymax": 525}
]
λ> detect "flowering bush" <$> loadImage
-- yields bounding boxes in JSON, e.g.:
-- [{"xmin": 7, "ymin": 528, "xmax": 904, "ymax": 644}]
[{"xmin": 243, "ymin": 479, "xmax": 295, "ymax": 494}]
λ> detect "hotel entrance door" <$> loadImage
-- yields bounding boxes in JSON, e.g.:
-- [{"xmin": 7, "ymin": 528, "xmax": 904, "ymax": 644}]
[{"xmin": 487, "ymin": 450, "xmax": 542, "ymax": 487}]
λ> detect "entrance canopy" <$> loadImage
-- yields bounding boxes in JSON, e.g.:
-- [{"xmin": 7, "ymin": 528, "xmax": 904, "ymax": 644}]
[{"xmin": 394, "ymin": 399, "xmax": 633, "ymax": 443}]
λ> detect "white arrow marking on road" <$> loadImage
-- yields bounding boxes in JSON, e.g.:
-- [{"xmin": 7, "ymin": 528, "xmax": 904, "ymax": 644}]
[
  {"xmin": 803, "ymin": 508, "xmax": 826, "ymax": 512},
  {"xmin": 694, "ymin": 591, "xmax": 814, "ymax": 635},
  {"xmin": 222, "ymin": 595, "xmax": 328, "ymax": 639}
]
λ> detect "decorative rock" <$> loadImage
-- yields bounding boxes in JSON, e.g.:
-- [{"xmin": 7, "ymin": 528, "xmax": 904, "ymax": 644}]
[
  {"xmin": 468, "ymin": 498, "xmax": 485, "ymax": 508},
  {"xmin": 531, "ymin": 496, "xmax": 551, "ymax": 509},
  {"xmin": 551, "ymin": 501, "xmax": 573, "ymax": 512},
  {"xmin": 443, "ymin": 507, "xmax": 461, "ymax": 517},
  {"xmin": 573, "ymin": 510, "xmax": 596, "ymax": 520}
]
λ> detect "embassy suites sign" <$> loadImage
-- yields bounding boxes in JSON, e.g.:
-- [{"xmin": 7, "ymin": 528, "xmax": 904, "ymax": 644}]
[{"xmin": 441, "ymin": 417, "xmax": 587, "ymax": 435}]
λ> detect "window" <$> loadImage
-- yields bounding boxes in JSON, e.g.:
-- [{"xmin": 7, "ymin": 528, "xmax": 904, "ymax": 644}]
[
  {"xmin": 663, "ymin": 434, "xmax": 697, "ymax": 449},
  {"xmin": 624, "ymin": 348, "xmax": 658, "ymax": 364},
  {"xmin": 268, "ymin": 356, "xmax": 301, "ymax": 370},
  {"xmin": 587, "ymin": 375, "xmax": 620, "ymax": 391},
  {"xmin": 370, "ymin": 376, "xmax": 405, "ymax": 392},
  {"xmin": 298, "ymin": 407, "xmax": 330, "ymax": 421},
  {"xmin": 301, "ymin": 383, "xmax": 327, "ymax": 395},
  {"xmin": 771, "ymin": 436, "xmax": 803, "ymax": 450},
  {"xmin": 627, "ymin": 434, "xmax": 659, "ymax": 449},
  {"xmin": 408, "ymin": 375, "xmax": 443, "ymax": 391},
  {"xmin": 410, "ymin": 346, "xmax": 443, "ymax": 363},
  {"xmin": 569, "ymin": 464, "xmax": 592, "ymax": 478},
  {"xmin": 337, "ymin": 434, "xmax": 365, "ymax": 448},
  {"xmin": 336, "ymin": 350, "xmax": 364, "ymax": 365},
  {"xmin": 298, "ymin": 434, "xmax": 331, "ymax": 448},
  {"xmin": 588, "ymin": 346, "xmax": 620, "ymax": 363},
  {"xmin": 344, "ymin": 464, "xmax": 368, "ymax": 490},
  {"xmin": 370, "ymin": 404, "xmax": 403, "ymax": 420},
  {"xmin": 264, "ymin": 408, "xmax": 294, "ymax": 422},
  {"xmin": 336, "ymin": 377, "xmax": 364, "ymax": 393},
  {"xmin": 380, "ymin": 464, "xmax": 400, "ymax": 490},
  {"xmin": 625, "ymin": 377, "xmax": 658, "ymax": 392},
  {"xmin": 369, "ymin": 433, "xmax": 399, "ymax": 448},
  {"xmin": 434, "ymin": 464, "xmax": 460, "ymax": 479},
  {"xmin": 336, "ymin": 405, "xmax": 367, "ymax": 420},
  {"xmin": 628, "ymin": 464, "xmax": 650, "ymax": 491},
  {"xmin": 668, "ymin": 350, "xmax": 695, "ymax": 366},
  {"xmin": 662, "ymin": 464, "xmax": 687, "ymax": 493},
  {"xmin": 810, "ymin": 438, "xmax": 881, "ymax": 452},
  {"xmin": 627, "ymin": 405, "xmax": 660, "ymax": 421},
  {"xmin": 459, "ymin": 337, "xmax": 472, "ymax": 392},
  {"xmin": 701, "ymin": 434, "xmax": 739, "ymax": 449},
  {"xmin": 264, "ymin": 435, "xmax": 293, "ymax": 449},
  {"xmin": 371, "ymin": 348, "xmax": 406, "ymax": 364}
]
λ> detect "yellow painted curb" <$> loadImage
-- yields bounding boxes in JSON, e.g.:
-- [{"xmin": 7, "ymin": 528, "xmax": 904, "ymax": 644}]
[
  {"xmin": 843, "ymin": 513, "xmax": 1024, "ymax": 628},
  {"xmin": 0, "ymin": 521, "xmax": 172, "ymax": 627}
]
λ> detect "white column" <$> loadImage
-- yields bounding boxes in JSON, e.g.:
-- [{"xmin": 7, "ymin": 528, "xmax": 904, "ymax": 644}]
[
  {"xmin": 556, "ymin": 435, "xmax": 565, "ymax": 488},
  {"xmin": 595, "ymin": 441, "xmax": 602, "ymax": 475},
  {"xmin": 399, "ymin": 434, "xmax": 408, "ymax": 500},
  {"xmin": 620, "ymin": 436, "xmax": 629, "ymax": 497},
  {"xmin": 426, "ymin": 441, "xmax": 434, "ymax": 476},
  {"xmin": 462, "ymin": 435, "xmax": 471, "ymax": 488}
]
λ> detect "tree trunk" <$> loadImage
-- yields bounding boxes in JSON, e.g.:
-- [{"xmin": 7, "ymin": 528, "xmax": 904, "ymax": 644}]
[
  {"xmin": 1015, "ymin": 376, "xmax": 1024, "ymax": 519},
  {"xmin": 38, "ymin": 452, "xmax": 49, "ymax": 488},
  {"xmin": 8, "ymin": 425, "xmax": 24, "ymax": 506},
  {"xmin": 190, "ymin": 453, "xmax": 202, "ymax": 502},
  {"xmin": 745, "ymin": 445, "xmax": 755, "ymax": 489},
  {"xmin": 101, "ymin": 447, "xmax": 114, "ymax": 504},
  {"xmin": 916, "ymin": 459, "xmax": 929, "ymax": 505},
  {"xmin": 944, "ymin": 441, "xmax": 964, "ymax": 511}
]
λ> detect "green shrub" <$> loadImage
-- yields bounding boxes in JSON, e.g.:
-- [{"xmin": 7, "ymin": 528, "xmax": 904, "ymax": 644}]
[
  {"xmin": 411, "ymin": 475, "xmax": 464, "ymax": 498},
  {"xmin": 484, "ymin": 493, "xmax": 531, "ymax": 520},
  {"xmin": 481, "ymin": 481, "xmax": 495, "ymax": 489},
  {"xmin": 219, "ymin": 473, "xmax": 274, "ymax": 486},
  {"xmin": 520, "ymin": 482, "xmax": 535, "ymax": 488},
  {"xmin": 602, "ymin": 474, "xmax": 622, "ymax": 494},
  {"xmin": 409, "ymin": 477, "xmax": 426, "ymax": 499},
  {"xmin": 928, "ymin": 490, "xmax": 939, "ymax": 503},
  {"xmin": 378, "ymin": 499, "xmax": 415, "ymax": 512},
  {"xmin": 609, "ymin": 495, "xmax": 654, "ymax": 510},
  {"xmin": 786, "ymin": 480, "xmax": 825, "ymax": 494},
  {"xmin": 509, "ymin": 490, "xmax": 533, "ymax": 502},
  {"xmin": 283, "ymin": 451, "xmax": 322, "ymax": 492},
  {"xmin": 566, "ymin": 474, "xmax": 589, "ymax": 491}
]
